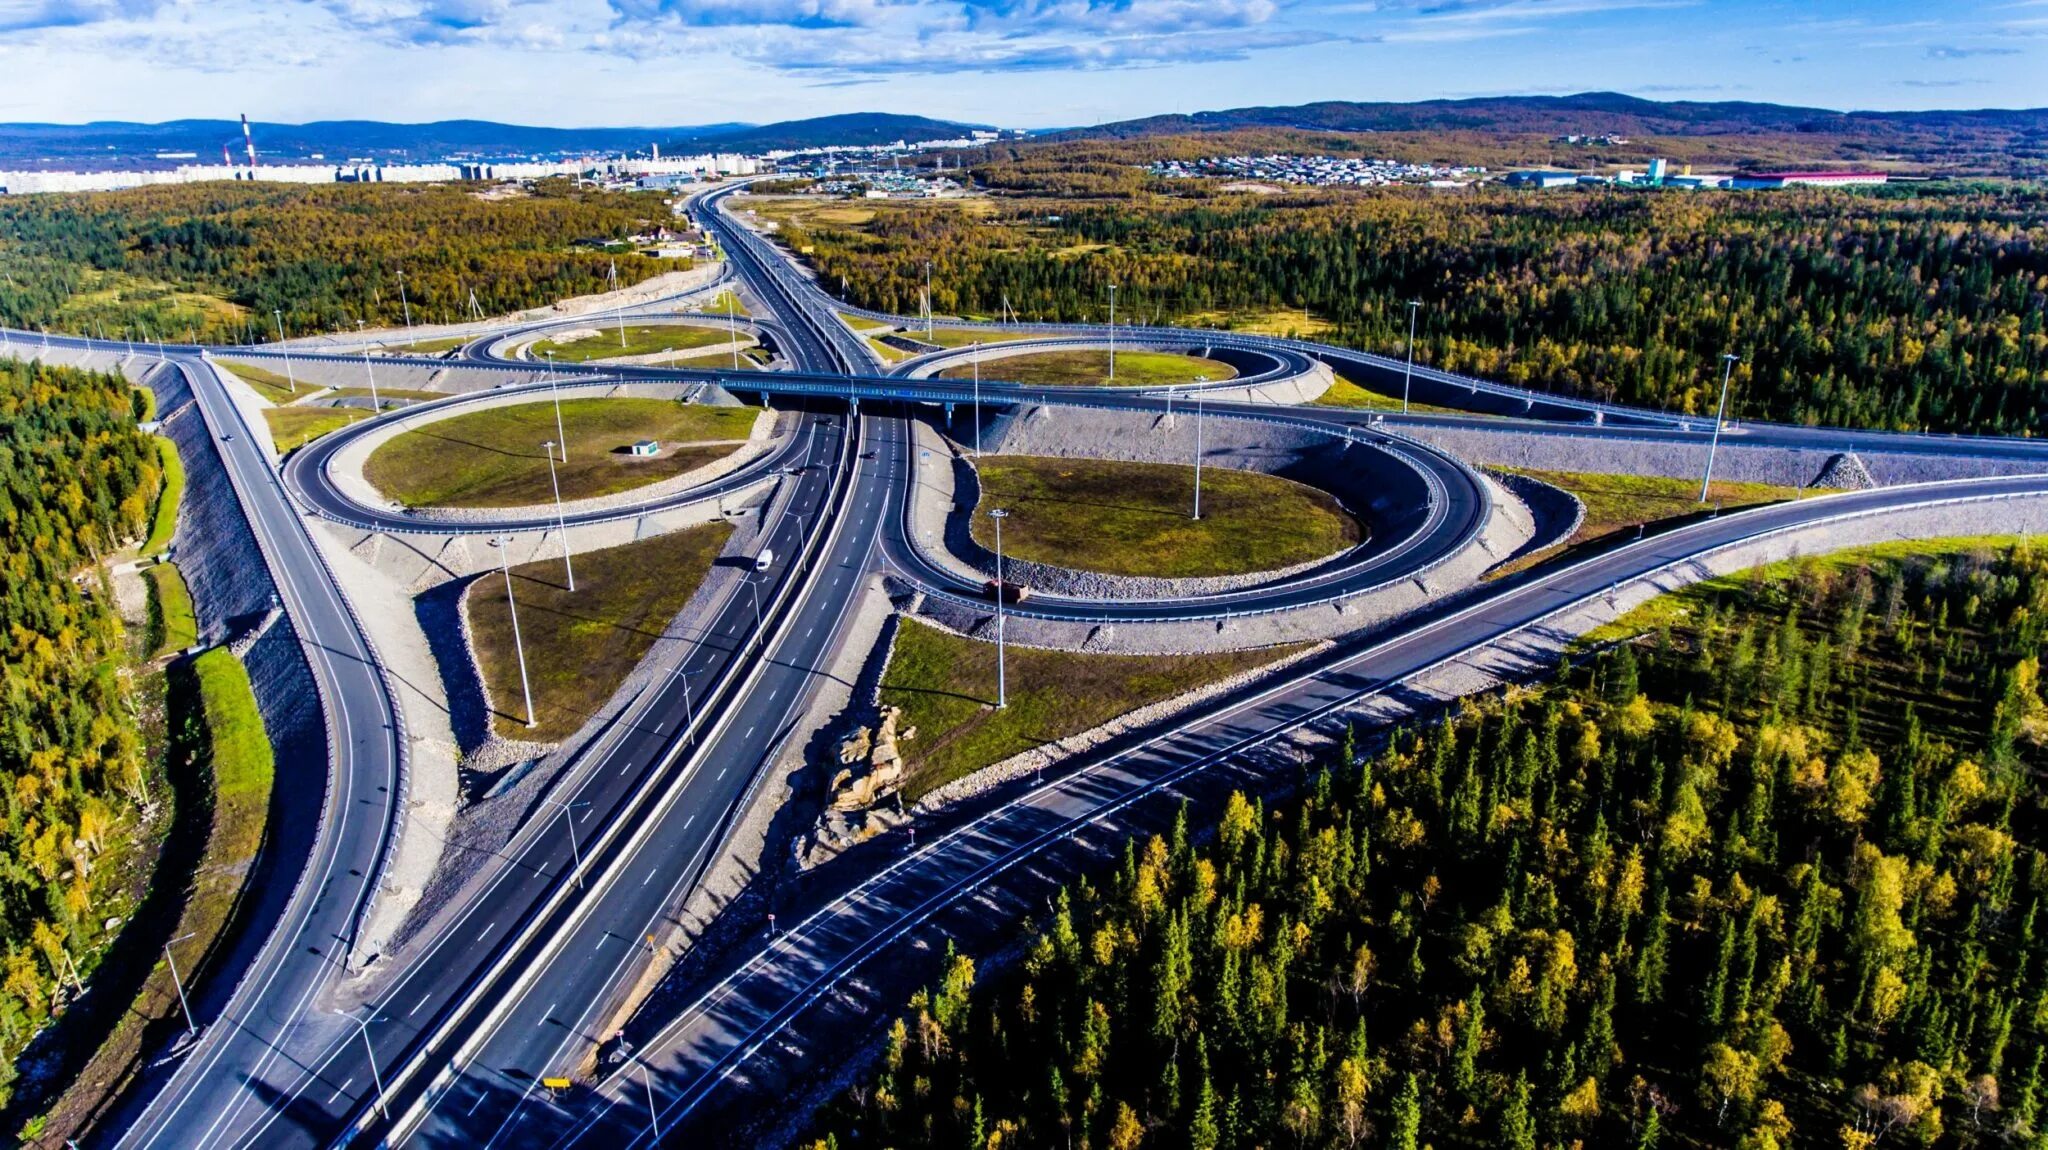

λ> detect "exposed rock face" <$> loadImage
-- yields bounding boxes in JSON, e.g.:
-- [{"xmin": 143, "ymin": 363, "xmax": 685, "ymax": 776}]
[{"xmin": 826, "ymin": 705, "xmax": 917, "ymax": 811}]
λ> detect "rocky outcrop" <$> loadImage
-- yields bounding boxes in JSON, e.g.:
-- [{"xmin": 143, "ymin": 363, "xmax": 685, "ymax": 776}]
[{"xmin": 826, "ymin": 706, "xmax": 917, "ymax": 811}]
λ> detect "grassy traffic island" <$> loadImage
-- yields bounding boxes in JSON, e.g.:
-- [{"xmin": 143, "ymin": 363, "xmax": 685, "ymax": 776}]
[
  {"xmin": 969, "ymin": 456, "xmax": 1361, "ymax": 579},
  {"xmin": 363, "ymin": 397, "xmax": 761, "ymax": 508},
  {"xmin": 939, "ymin": 348, "xmax": 1236, "ymax": 388},
  {"xmin": 466, "ymin": 523, "xmax": 734, "ymax": 741},
  {"xmin": 527, "ymin": 322, "xmax": 742, "ymax": 364},
  {"xmin": 881, "ymin": 619, "xmax": 1307, "ymax": 800}
]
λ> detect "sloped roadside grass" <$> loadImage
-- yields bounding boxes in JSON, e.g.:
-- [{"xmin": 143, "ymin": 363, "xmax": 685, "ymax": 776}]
[
  {"xmin": 467, "ymin": 523, "xmax": 734, "ymax": 741},
  {"xmin": 20, "ymin": 649, "xmax": 274, "ymax": 1147},
  {"xmin": 140, "ymin": 438, "xmax": 182, "ymax": 557},
  {"xmin": 143, "ymin": 563, "xmax": 197, "ymax": 659},
  {"xmin": 883, "ymin": 619, "xmax": 1307, "ymax": 800},
  {"xmin": 1489, "ymin": 467, "xmax": 1813, "ymax": 578},
  {"xmin": 261, "ymin": 406, "xmax": 369, "ymax": 453},
  {"xmin": 218, "ymin": 360, "xmax": 302, "ymax": 404}
]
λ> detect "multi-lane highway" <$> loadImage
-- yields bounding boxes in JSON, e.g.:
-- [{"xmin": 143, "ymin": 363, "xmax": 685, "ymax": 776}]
[
  {"xmin": 17, "ymin": 172, "xmax": 2048, "ymax": 1150},
  {"xmin": 108, "ymin": 357, "xmax": 404, "ymax": 1150}
]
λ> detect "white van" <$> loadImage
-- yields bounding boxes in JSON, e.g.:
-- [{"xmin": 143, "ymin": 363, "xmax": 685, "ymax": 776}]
[{"xmin": 753, "ymin": 549, "xmax": 775, "ymax": 573}]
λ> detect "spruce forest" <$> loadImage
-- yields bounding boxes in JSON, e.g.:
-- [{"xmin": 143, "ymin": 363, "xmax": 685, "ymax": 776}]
[
  {"xmin": 807, "ymin": 542, "xmax": 2048, "ymax": 1149},
  {"xmin": 0, "ymin": 181, "xmax": 673, "ymax": 345},
  {"xmin": 0, "ymin": 359, "xmax": 161, "ymax": 1106},
  {"xmin": 770, "ymin": 158, "xmax": 2048, "ymax": 434}
]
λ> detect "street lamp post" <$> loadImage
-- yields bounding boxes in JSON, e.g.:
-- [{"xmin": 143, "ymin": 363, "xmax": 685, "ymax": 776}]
[
  {"xmin": 989, "ymin": 507, "xmax": 1009, "ymax": 708},
  {"xmin": 397, "ymin": 269, "xmax": 412, "ymax": 332},
  {"xmin": 1402, "ymin": 299, "xmax": 1421, "ymax": 415},
  {"xmin": 923, "ymin": 260, "xmax": 934, "ymax": 341},
  {"xmin": 361, "ymin": 349, "xmax": 381, "ymax": 411},
  {"xmin": 541, "ymin": 441, "xmax": 575, "ymax": 591},
  {"xmin": 1699, "ymin": 353, "xmax": 1741, "ymax": 503},
  {"xmin": 490, "ymin": 537, "xmax": 537, "ymax": 728},
  {"xmin": 273, "ymin": 308, "xmax": 296, "ymax": 394},
  {"xmin": 1193, "ymin": 386, "xmax": 1206, "ymax": 520},
  {"xmin": 1107, "ymin": 284, "xmax": 1117, "ymax": 383},
  {"xmin": 337, "ymin": 1008, "xmax": 390, "ymax": 1120},
  {"xmin": 544, "ymin": 798, "xmax": 588, "ymax": 888},
  {"xmin": 746, "ymin": 575, "xmax": 764, "ymax": 651},
  {"xmin": 548, "ymin": 365, "xmax": 567, "ymax": 463},
  {"xmin": 164, "ymin": 933, "xmax": 198, "ymax": 1035},
  {"xmin": 971, "ymin": 342, "xmax": 982, "ymax": 458},
  {"xmin": 727, "ymin": 291, "xmax": 740, "ymax": 372}
]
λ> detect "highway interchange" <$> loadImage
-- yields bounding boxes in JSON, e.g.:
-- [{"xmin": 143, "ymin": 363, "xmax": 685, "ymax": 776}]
[{"xmin": 15, "ymin": 177, "xmax": 2048, "ymax": 1148}]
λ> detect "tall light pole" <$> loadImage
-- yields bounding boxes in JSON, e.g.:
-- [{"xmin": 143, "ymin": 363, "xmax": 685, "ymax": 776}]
[
  {"xmin": 1107, "ymin": 283, "xmax": 1117, "ymax": 383},
  {"xmin": 361, "ymin": 349, "xmax": 380, "ymax": 410},
  {"xmin": 490, "ymin": 537, "xmax": 537, "ymax": 729},
  {"xmin": 547, "ymin": 363, "xmax": 568, "ymax": 463},
  {"xmin": 746, "ymin": 575, "xmax": 764, "ymax": 651},
  {"xmin": 1402, "ymin": 299, "xmax": 1421, "ymax": 415},
  {"xmin": 988, "ymin": 507, "xmax": 1009, "ymax": 708},
  {"xmin": 923, "ymin": 260, "xmax": 934, "ymax": 341},
  {"xmin": 1699, "ymin": 353, "xmax": 1740, "ymax": 504},
  {"xmin": 1192, "ymin": 384, "xmax": 1206, "ymax": 521},
  {"xmin": 397, "ymin": 269, "xmax": 412, "ymax": 332},
  {"xmin": 164, "ymin": 932, "xmax": 197, "ymax": 1035},
  {"xmin": 727, "ymin": 291, "xmax": 740, "ymax": 371},
  {"xmin": 971, "ymin": 341, "xmax": 982, "ymax": 458},
  {"xmin": 336, "ymin": 1007, "xmax": 389, "ymax": 1120},
  {"xmin": 273, "ymin": 309, "xmax": 296, "ymax": 394},
  {"xmin": 541, "ymin": 440, "xmax": 575, "ymax": 591},
  {"xmin": 544, "ymin": 798, "xmax": 588, "ymax": 888}
]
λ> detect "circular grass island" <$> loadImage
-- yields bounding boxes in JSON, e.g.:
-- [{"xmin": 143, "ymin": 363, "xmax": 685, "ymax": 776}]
[
  {"xmin": 940, "ymin": 348, "xmax": 1236, "ymax": 388},
  {"xmin": 363, "ymin": 397, "xmax": 761, "ymax": 509},
  {"xmin": 528, "ymin": 322, "xmax": 742, "ymax": 365},
  {"xmin": 969, "ymin": 456, "xmax": 1361, "ymax": 580}
]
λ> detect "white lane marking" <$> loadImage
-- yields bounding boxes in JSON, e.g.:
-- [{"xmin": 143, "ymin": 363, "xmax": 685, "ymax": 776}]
[
  {"xmin": 326, "ymin": 1077, "xmax": 355, "ymax": 1105},
  {"xmin": 478, "ymin": 921, "xmax": 496, "ymax": 941},
  {"xmin": 411, "ymin": 993, "xmax": 432, "ymax": 1017},
  {"xmin": 644, "ymin": 868, "xmax": 657, "ymax": 886}
]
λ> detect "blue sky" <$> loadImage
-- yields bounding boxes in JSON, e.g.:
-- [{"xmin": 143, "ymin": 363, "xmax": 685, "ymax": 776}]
[{"xmin": 0, "ymin": 0, "xmax": 2042, "ymax": 127}]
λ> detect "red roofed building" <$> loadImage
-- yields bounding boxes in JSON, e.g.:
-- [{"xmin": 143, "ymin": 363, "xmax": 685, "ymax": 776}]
[{"xmin": 1732, "ymin": 171, "xmax": 1891, "ymax": 190}]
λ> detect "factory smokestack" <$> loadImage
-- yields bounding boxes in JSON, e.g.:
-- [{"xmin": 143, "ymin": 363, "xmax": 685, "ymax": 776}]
[{"xmin": 241, "ymin": 114, "xmax": 256, "ymax": 169}]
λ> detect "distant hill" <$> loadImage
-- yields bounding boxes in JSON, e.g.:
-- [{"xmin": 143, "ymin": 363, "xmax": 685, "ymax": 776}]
[
  {"xmin": 1063, "ymin": 91, "xmax": 2048, "ymax": 139},
  {"xmin": 0, "ymin": 113, "xmax": 989, "ymax": 171},
  {"xmin": 663, "ymin": 113, "xmax": 991, "ymax": 154}
]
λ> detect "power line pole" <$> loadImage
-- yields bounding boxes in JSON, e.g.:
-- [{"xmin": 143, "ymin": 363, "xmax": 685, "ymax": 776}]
[
  {"xmin": 542, "ymin": 441, "xmax": 576, "ymax": 591},
  {"xmin": 1402, "ymin": 299, "xmax": 1421, "ymax": 415},
  {"xmin": 1699, "ymin": 353, "xmax": 1740, "ymax": 503},
  {"xmin": 988, "ymin": 507, "xmax": 1009, "ymax": 708},
  {"xmin": 490, "ymin": 537, "xmax": 537, "ymax": 728}
]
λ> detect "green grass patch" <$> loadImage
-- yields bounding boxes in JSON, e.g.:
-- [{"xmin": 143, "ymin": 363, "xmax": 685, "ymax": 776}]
[
  {"xmin": 143, "ymin": 562, "xmax": 197, "ymax": 659},
  {"xmin": 918, "ymin": 327, "xmax": 1044, "ymax": 350},
  {"xmin": 262, "ymin": 406, "xmax": 368, "ymax": 453},
  {"xmin": 970, "ymin": 456, "xmax": 1361, "ymax": 579},
  {"xmin": 941, "ymin": 349, "xmax": 1236, "ymax": 388},
  {"xmin": 380, "ymin": 335, "xmax": 470, "ymax": 355},
  {"xmin": 218, "ymin": 359, "xmax": 305, "ymax": 404},
  {"xmin": 315, "ymin": 386, "xmax": 447, "ymax": 403},
  {"xmin": 530, "ymin": 323, "xmax": 738, "ymax": 364},
  {"xmin": 467, "ymin": 523, "xmax": 734, "ymax": 740},
  {"xmin": 838, "ymin": 311, "xmax": 893, "ymax": 333},
  {"xmin": 883, "ymin": 619, "xmax": 1306, "ymax": 799},
  {"xmin": 1314, "ymin": 373, "xmax": 1468, "ymax": 416},
  {"xmin": 364, "ymin": 397, "xmax": 759, "ymax": 508},
  {"xmin": 140, "ymin": 438, "xmax": 182, "ymax": 557},
  {"xmin": 1490, "ymin": 467, "xmax": 1816, "ymax": 578},
  {"xmin": 696, "ymin": 290, "xmax": 748, "ymax": 318}
]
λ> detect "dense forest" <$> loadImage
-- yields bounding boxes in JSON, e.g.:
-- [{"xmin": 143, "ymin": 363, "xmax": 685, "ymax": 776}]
[
  {"xmin": 775, "ymin": 174, "xmax": 2048, "ymax": 434},
  {"xmin": 807, "ymin": 542, "xmax": 2048, "ymax": 1148},
  {"xmin": 0, "ymin": 181, "xmax": 671, "ymax": 344},
  {"xmin": 0, "ymin": 359, "xmax": 160, "ymax": 1107}
]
